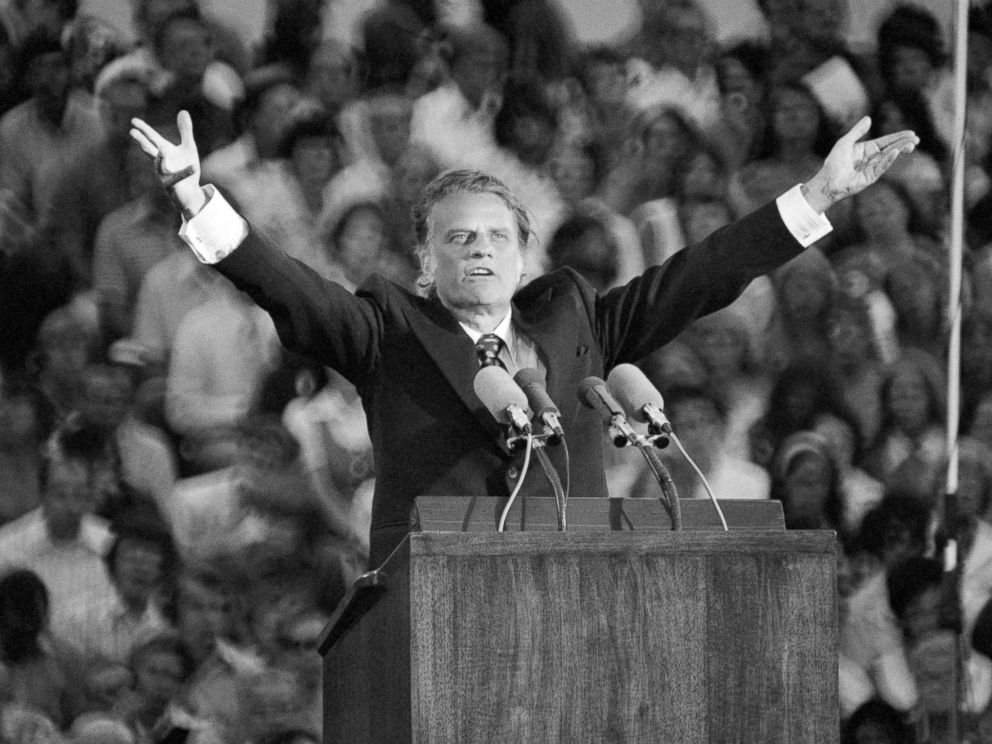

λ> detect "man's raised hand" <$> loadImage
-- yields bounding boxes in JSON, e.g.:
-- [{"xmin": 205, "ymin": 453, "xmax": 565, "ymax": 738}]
[
  {"xmin": 802, "ymin": 116, "xmax": 919, "ymax": 213},
  {"xmin": 129, "ymin": 110, "xmax": 206, "ymax": 218}
]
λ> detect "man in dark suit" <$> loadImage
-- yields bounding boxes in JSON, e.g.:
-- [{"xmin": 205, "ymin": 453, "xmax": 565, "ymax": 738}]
[{"xmin": 130, "ymin": 111, "xmax": 917, "ymax": 566}]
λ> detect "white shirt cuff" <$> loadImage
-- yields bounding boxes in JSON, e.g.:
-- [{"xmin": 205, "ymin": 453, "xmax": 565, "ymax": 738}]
[
  {"xmin": 775, "ymin": 184, "xmax": 833, "ymax": 247},
  {"xmin": 179, "ymin": 185, "xmax": 249, "ymax": 264}
]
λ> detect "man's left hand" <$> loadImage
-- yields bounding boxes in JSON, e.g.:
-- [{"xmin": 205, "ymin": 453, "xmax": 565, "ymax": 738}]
[{"xmin": 802, "ymin": 116, "xmax": 919, "ymax": 213}]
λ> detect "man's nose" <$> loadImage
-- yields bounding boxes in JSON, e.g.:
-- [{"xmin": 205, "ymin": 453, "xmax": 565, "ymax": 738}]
[{"xmin": 468, "ymin": 237, "xmax": 494, "ymax": 256}]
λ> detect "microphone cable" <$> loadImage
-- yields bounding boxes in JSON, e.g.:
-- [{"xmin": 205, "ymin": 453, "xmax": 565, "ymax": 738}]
[
  {"xmin": 634, "ymin": 436, "xmax": 681, "ymax": 530},
  {"xmin": 534, "ymin": 441, "xmax": 569, "ymax": 530},
  {"xmin": 669, "ymin": 432, "xmax": 728, "ymax": 531},
  {"xmin": 498, "ymin": 430, "xmax": 535, "ymax": 532}
]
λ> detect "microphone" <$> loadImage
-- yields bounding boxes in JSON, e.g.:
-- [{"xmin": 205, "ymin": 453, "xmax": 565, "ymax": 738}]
[
  {"xmin": 606, "ymin": 363, "xmax": 672, "ymax": 446},
  {"xmin": 514, "ymin": 368, "xmax": 564, "ymax": 445},
  {"xmin": 474, "ymin": 366, "xmax": 532, "ymax": 435},
  {"xmin": 577, "ymin": 376, "xmax": 637, "ymax": 447}
]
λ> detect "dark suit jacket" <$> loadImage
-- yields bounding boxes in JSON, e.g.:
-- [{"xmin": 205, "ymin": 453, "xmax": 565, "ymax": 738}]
[{"xmin": 216, "ymin": 199, "xmax": 804, "ymax": 565}]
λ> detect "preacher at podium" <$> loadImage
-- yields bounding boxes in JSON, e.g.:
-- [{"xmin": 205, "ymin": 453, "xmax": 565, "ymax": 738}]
[{"xmin": 130, "ymin": 111, "xmax": 918, "ymax": 566}]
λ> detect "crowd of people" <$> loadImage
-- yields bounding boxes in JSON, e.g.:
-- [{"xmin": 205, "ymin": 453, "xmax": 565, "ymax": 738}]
[{"xmin": 0, "ymin": 0, "xmax": 989, "ymax": 741}]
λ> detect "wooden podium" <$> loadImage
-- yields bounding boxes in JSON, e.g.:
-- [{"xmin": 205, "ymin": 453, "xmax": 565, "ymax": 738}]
[{"xmin": 318, "ymin": 498, "xmax": 838, "ymax": 744}]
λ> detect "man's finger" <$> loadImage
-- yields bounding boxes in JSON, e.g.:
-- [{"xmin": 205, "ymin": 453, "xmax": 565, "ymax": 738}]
[
  {"xmin": 177, "ymin": 110, "xmax": 195, "ymax": 149},
  {"xmin": 129, "ymin": 128, "xmax": 159, "ymax": 158},
  {"xmin": 130, "ymin": 117, "xmax": 175, "ymax": 151},
  {"xmin": 870, "ymin": 130, "xmax": 920, "ymax": 153},
  {"xmin": 839, "ymin": 116, "xmax": 872, "ymax": 144}
]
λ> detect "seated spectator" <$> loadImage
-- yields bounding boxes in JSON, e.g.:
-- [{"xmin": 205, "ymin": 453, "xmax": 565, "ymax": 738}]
[
  {"xmin": 29, "ymin": 304, "xmax": 102, "ymax": 423},
  {"xmin": 0, "ymin": 30, "xmax": 103, "ymax": 278},
  {"xmin": 748, "ymin": 358, "xmax": 851, "ymax": 469},
  {"xmin": 164, "ymin": 417, "xmax": 312, "ymax": 560},
  {"xmin": 494, "ymin": 75, "xmax": 558, "ymax": 173},
  {"xmin": 129, "ymin": 235, "xmax": 215, "ymax": 375},
  {"xmin": 113, "ymin": 632, "xmax": 196, "ymax": 738},
  {"xmin": 952, "ymin": 438, "xmax": 992, "ymax": 635},
  {"xmin": 275, "ymin": 366, "xmax": 374, "ymax": 555},
  {"xmin": 769, "ymin": 430, "xmax": 844, "ymax": 533},
  {"xmin": 320, "ymin": 200, "xmax": 414, "ymax": 291},
  {"xmin": 147, "ymin": 8, "xmax": 234, "ymax": 156},
  {"xmin": 0, "ymin": 568, "xmax": 82, "ymax": 729},
  {"xmin": 60, "ymin": 514, "xmax": 176, "ymax": 666},
  {"xmin": 864, "ymin": 349, "xmax": 946, "ymax": 503},
  {"xmin": 888, "ymin": 556, "xmax": 992, "ymax": 737},
  {"xmin": 547, "ymin": 140, "xmax": 642, "ymax": 286},
  {"xmin": 623, "ymin": 384, "xmax": 770, "ymax": 502},
  {"xmin": 95, "ymin": 0, "xmax": 244, "ymax": 113},
  {"xmin": 53, "ymin": 362, "xmax": 177, "ymax": 519},
  {"xmin": 761, "ymin": 249, "xmax": 838, "ymax": 372},
  {"xmin": 164, "ymin": 270, "xmax": 281, "ymax": 444},
  {"xmin": 546, "ymin": 213, "xmax": 619, "ymax": 293},
  {"xmin": 840, "ymin": 495, "xmax": 932, "ymax": 713},
  {"xmin": 710, "ymin": 40, "xmax": 769, "ymax": 170},
  {"xmin": 884, "ymin": 256, "xmax": 947, "ymax": 360},
  {"xmin": 0, "ymin": 373, "xmax": 55, "ymax": 525},
  {"xmin": 269, "ymin": 608, "xmax": 328, "ymax": 734},
  {"xmin": 869, "ymin": 90, "xmax": 947, "ymax": 231},
  {"xmin": 163, "ymin": 560, "xmax": 263, "ymax": 744},
  {"xmin": 255, "ymin": 0, "xmax": 324, "ymax": 82},
  {"xmin": 38, "ymin": 68, "xmax": 153, "ymax": 292},
  {"xmin": 409, "ymin": 22, "xmax": 508, "ymax": 169},
  {"xmin": 382, "ymin": 142, "xmax": 441, "ymax": 260},
  {"xmin": 201, "ymin": 64, "xmax": 301, "ymax": 201},
  {"xmin": 92, "ymin": 129, "xmax": 185, "ymax": 344},
  {"xmin": 617, "ymin": 104, "xmax": 700, "ymax": 226},
  {"xmin": 0, "ymin": 440, "xmax": 116, "ymax": 641},
  {"xmin": 301, "ymin": 39, "xmax": 361, "ymax": 158},
  {"xmin": 685, "ymin": 308, "xmax": 771, "ymax": 462},
  {"xmin": 838, "ymin": 177, "xmax": 944, "ymax": 282},
  {"xmin": 730, "ymin": 81, "xmax": 835, "ymax": 217},
  {"xmin": 230, "ymin": 111, "xmax": 347, "ymax": 282},
  {"xmin": 236, "ymin": 668, "xmax": 312, "ymax": 744},
  {"xmin": 824, "ymin": 291, "xmax": 888, "ymax": 444},
  {"xmin": 625, "ymin": 2, "xmax": 720, "ymax": 133},
  {"xmin": 813, "ymin": 411, "xmax": 883, "ymax": 537},
  {"xmin": 568, "ymin": 46, "xmax": 636, "ymax": 168},
  {"xmin": 875, "ymin": 5, "xmax": 958, "ymax": 177}
]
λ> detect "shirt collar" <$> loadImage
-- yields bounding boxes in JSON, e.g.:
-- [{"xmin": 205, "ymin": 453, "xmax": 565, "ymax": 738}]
[{"xmin": 459, "ymin": 311, "xmax": 513, "ymax": 346}]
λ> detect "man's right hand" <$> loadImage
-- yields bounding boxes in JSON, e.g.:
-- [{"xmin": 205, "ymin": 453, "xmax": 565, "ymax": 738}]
[{"xmin": 130, "ymin": 110, "xmax": 206, "ymax": 218}]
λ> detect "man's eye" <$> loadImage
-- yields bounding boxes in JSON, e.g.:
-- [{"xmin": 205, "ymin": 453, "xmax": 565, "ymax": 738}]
[
  {"xmin": 492, "ymin": 231, "xmax": 508, "ymax": 241},
  {"xmin": 450, "ymin": 233, "xmax": 471, "ymax": 244}
]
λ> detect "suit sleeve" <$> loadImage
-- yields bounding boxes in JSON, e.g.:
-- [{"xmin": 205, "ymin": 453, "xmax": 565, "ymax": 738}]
[
  {"xmin": 593, "ymin": 199, "xmax": 804, "ymax": 368},
  {"xmin": 213, "ymin": 231, "xmax": 384, "ymax": 384}
]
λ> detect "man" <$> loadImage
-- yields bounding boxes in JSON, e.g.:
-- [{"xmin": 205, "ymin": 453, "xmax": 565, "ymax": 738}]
[
  {"xmin": 130, "ymin": 109, "xmax": 917, "ymax": 566},
  {"xmin": 60, "ymin": 514, "xmax": 176, "ymax": 664},
  {"xmin": 39, "ymin": 69, "xmax": 153, "ymax": 292},
  {"xmin": 0, "ymin": 443, "xmax": 116, "ymax": 640}
]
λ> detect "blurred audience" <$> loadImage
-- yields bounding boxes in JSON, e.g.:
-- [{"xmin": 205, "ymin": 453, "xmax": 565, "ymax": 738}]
[{"xmin": 0, "ymin": 0, "xmax": 990, "ymax": 739}]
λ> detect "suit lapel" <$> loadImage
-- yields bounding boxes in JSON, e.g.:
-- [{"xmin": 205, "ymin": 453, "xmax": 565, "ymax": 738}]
[
  {"xmin": 405, "ymin": 296, "xmax": 509, "ymax": 452},
  {"xmin": 513, "ymin": 286, "xmax": 582, "ymax": 412}
]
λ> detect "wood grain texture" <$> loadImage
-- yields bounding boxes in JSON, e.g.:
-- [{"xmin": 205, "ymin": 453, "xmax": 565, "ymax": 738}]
[{"xmin": 322, "ymin": 532, "xmax": 838, "ymax": 744}]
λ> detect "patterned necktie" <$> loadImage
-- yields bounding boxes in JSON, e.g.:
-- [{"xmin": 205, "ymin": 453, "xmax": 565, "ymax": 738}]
[{"xmin": 475, "ymin": 333, "xmax": 506, "ymax": 370}]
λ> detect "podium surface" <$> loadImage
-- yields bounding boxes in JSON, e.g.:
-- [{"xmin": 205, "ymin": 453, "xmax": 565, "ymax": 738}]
[{"xmin": 320, "ymin": 515, "xmax": 838, "ymax": 744}]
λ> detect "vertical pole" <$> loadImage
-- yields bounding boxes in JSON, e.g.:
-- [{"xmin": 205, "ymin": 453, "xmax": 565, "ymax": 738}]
[{"xmin": 945, "ymin": 1, "xmax": 969, "ymax": 742}]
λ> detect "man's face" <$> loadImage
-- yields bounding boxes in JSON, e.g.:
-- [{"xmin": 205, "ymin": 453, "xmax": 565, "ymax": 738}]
[
  {"xmin": 113, "ymin": 538, "xmax": 164, "ymax": 605},
  {"xmin": 177, "ymin": 577, "xmax": 229, "ymax": 661},
  {"xmin": 427, "ymin": 192, "xmax": 524, "ymax": 317},
  {"xmin": 42, "ymin": 458, "xmax": 96, "ymax": 540}
]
